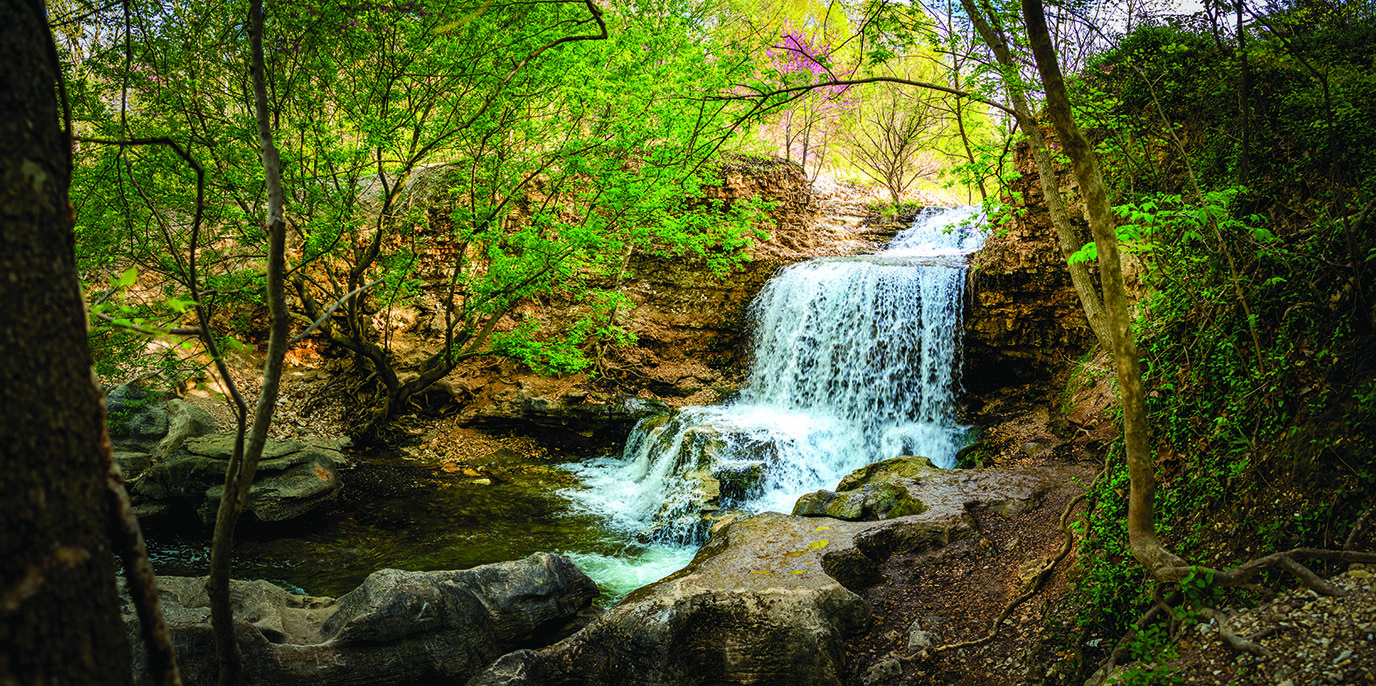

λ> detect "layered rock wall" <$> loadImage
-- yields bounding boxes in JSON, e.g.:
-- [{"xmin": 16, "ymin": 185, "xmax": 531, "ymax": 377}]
[{"xmin": 964, "ymin": 142, "xmax": 1096, "ymax": 398}]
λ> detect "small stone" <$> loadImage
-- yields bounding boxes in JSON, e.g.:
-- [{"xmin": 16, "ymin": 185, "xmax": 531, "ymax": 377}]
[
  {"xmin": 861, "ymin": 657, "xmax": 902, "ymax": 686},
  {"xmin": 907, "ymin": 629, "xmax": 935, "ymax": 653}
]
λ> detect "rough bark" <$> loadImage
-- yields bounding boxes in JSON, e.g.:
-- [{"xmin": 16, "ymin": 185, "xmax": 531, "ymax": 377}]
[
  {"xmin": 1020, "ymin": 0, "xmax": 1186, "ymax": 578},
  {"xmin": 0, "ymin": 0, "xmax": 131, "ymax": 681},
  {"xmin": 960, "ymin": 0, "xmax": 1111, "ymax": 351},
  {"xmin": 205, "ymin": 0, "xmax": 292, "ymax": 683}
]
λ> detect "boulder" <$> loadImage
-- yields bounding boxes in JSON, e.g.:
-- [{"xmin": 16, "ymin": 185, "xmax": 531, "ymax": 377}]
[
  {"xmin": 792, "ymin": 482, "xmax": 925, "ymax": 521},
  {"xmin": 107, "ymin": 385, "xmax": 219, "ymax": 463},
  {"xmin": 107, "ymin": 383, "xmax": 170, "ymax": 441},
  {"xmin": 131, "ymin": 435, "xmax": 349, "ymax": 524},
  {"xmin": 122, "ymin": 553, "xmax": 599, "ymax": 686},
  {"xmin": 468, "ymin": 513, "xmax": 874, "ymax": 686},
  {"xmin": 792, "ymin": 456, "xmax": 936, "ymax": 522},
  {"xmin": 466, "ymin": 464, "xmax": 1067, "ymax": 686},
  {"xmin": 837, "ymin": 455, "xmax": 941, "ymax": 490}
]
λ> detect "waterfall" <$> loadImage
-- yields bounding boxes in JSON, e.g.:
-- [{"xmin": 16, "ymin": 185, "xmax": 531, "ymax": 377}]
[{"xmin": 567, "ymin": 206, "xmax": 984, "ymax": 546}]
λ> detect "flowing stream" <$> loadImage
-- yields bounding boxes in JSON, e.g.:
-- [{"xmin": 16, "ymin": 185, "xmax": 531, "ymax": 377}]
[
  {"xmin": 566, "ymin": 205, "xmax": 984, "ymax": 556},
  {"xmin": 141, "ymin": 206, "xmax": 983, "ymax": 602}
]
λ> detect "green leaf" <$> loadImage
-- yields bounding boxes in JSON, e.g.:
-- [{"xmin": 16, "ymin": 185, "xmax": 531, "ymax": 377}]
[
  {"xmin": 115, "ymin": 267, "xmax": 137, "ymax": 288},
  {"xmin": 1069, "ymin": 242, "xmax": 1098, "ymax": 265}
]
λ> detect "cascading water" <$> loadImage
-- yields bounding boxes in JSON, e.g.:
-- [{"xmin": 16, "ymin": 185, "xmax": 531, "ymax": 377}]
[{"xmin": 565, "ymin": 205, "xmax": 985, "ymax": 568}]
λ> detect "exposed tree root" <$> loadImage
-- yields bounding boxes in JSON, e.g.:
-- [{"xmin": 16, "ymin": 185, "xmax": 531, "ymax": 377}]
[
  {"xmin": 1197, "ymin": 607, "xmax": 1273, "ymax": 659},
  {"xmin": 1085, "ymin": 548, "xmax": 1376, "ymax": 685}
]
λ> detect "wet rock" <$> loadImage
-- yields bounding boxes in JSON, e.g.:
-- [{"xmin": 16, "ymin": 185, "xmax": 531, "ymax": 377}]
[
  {"xmin": 469, "ymin": 464, "xmax": 1068, "ymax": 686},
  {"xmin": 468, "ymin": 513, "xmax": 873, "ymax": 686},
  {"xmin": 630, "ymin": 411, "xmax": 779, "ymax": 540},
  {"xmin": 122, "ymin": 553, "xmax": 599, "ymax": 686}
]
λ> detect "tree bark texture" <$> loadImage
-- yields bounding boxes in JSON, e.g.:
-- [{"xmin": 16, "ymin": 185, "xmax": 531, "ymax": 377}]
[
  {"xmin": 1021, "ymin": 0, "xmax": 1186, "ymax": 579},
  {"xmin": 206, "ymin": 0, "xmax": 293, "ymax": 682},
  {"xmin": 0, "ymin": 0, "xmax": 133, "ymax": 682},
  {"xmin": 959, "ymin": 0, "xmax": 1111, "ymax": 352}
]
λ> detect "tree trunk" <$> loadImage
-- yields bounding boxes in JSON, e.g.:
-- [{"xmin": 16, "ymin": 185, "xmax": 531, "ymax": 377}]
[
  {"xmin": 1021, "ymin": 0, "xmax": 1186, "ymax": 579},
  {"xmin": 205, "ymin": 0, "xmax": 293, "ymax": 682},
  {"xmin": 0, "ymin": 0, "xmax": 131, "ymax": 681},
  {"xmin": 960, "ymin": 0, "xmax": 1111, "ymax": 351}
]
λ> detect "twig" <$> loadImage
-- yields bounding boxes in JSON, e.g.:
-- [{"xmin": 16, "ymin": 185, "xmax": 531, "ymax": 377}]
[
  {"xmin": 1198, "ymin": 607, "xmax": 1273, "ymax": 659},
  {"xmin": 93, "ymin": 371, "xmax": 182, "ymax": 686}
]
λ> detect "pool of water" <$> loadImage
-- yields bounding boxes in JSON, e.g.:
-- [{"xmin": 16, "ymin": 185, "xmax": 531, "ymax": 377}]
[{"xmin": 140, "ymin": 448, "xmax": 694, "ymax": 601}]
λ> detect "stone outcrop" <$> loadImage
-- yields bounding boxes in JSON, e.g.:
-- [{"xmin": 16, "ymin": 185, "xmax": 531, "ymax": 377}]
[
  {"xmin": 123, "ymin": 553, "xmax": 599, "ymax": 686},
  {"xmin": 463, "ymin": 390, "xmax": 670, "ymax": 449},
  {"xmin": 107, "ymin": 383, "xmax": 350, "ymax": 523},
  {"xmin": 130, "ymin": 434, "xmax": 349, "ymax": 523},
  {"xmin": 466, "ymin": 463, "xmax": 1068, "ymax": 686},
  {"xmin": 964, "ymin": 141, "xmax": 1096, "ymax": 397}
]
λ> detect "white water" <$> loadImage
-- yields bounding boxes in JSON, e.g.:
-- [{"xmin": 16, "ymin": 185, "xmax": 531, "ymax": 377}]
[{"xmin": 564, "ymin": 205, "xmax": 985, "ymax": 555}]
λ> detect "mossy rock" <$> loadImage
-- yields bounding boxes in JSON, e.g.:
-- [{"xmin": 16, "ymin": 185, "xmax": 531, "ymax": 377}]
[
  {"xmin": 792, "ymin": 482, "xmax": 926, "ymax": 521},
  {"xmin": 836, "ymin": 455, "xmax": 939, "ymax": 491}
]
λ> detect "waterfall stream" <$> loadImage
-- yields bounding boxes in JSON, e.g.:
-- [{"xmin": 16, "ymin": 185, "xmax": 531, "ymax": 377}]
[{"xmin": 563, "ymin": 206, "xmax": 984, "ymax": 580}]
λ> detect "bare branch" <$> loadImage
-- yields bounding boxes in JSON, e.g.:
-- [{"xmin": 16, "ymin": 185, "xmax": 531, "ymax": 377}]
[{"xmin": 288, "ymin": 279, "xmax": 384, "ymax": 347}]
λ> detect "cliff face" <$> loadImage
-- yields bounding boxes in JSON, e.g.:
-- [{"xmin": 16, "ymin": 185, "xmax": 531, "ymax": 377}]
[
  {"xmin": 441, "ymin": 157, "xmax": 820, "ymax": 447},
  {"xmin": 963, "ymin": 142, "xmax": 1096, "ymax": 400},
  {"xmin": 614, "ymin": 156, "xmax": 819, "ymax": 386}
]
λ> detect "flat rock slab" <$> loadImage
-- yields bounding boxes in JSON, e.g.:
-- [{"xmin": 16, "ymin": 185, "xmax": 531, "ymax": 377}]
[{"xmin": 468, "ymin": 463, "xmax": 1068, "ymax": 686}]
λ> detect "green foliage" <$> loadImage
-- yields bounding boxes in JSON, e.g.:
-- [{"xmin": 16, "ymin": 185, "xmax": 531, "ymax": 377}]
[
  {"xmin": 66, "ymin": 0, "xmax": 779, "ymax": 412},
  {"xmin": 1080, "ymin": 9, "xmax": 1376, "ymax": 203},
  {"xmin": 1064, "ymin": 13, "xmax": 1376, "ymax": 664}
]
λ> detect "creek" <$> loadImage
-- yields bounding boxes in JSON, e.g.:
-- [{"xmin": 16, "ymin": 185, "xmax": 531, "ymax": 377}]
[
  {"xmin": 141, "ymin": 205, "xmax": 983, "ymax": 602},
  {"xmin": 565, "ymin": 205, "xmax": 984, "ymax": 546}
]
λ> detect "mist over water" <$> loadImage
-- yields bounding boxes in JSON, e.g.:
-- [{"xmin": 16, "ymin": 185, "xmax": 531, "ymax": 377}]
[{"xmin": 565, "ymin": 205, "xmax": 985, "ymax": 561}]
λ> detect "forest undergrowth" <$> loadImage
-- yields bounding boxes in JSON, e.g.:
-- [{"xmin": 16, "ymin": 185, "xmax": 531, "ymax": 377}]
[{"xmin": 1041, "ymin": 5, "xmax": 1376, "ymax": 682}]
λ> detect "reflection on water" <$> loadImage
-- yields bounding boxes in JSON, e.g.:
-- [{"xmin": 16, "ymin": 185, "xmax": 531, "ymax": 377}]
[{"xmin": 140, "ymin": 448, "xmax": 681, "ymax": 601}]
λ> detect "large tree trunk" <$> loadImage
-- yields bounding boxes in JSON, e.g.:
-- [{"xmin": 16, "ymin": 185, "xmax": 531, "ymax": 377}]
[
  {"xmin": 0, "ymin": 0, "xmax": 131, "ymax": 681},
  {"xmin": 959, "ymin": 0, "xmax": 1111, "ymax": 351},
  {"xmin": 1021, "ymin": 0, "xmax": 1186, "ymax": 579}
]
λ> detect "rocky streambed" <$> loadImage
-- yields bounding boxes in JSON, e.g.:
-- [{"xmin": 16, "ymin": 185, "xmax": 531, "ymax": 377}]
[{"xmin": 123, "ymin": 439, "xmax": 1092, "ymax": 686}]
